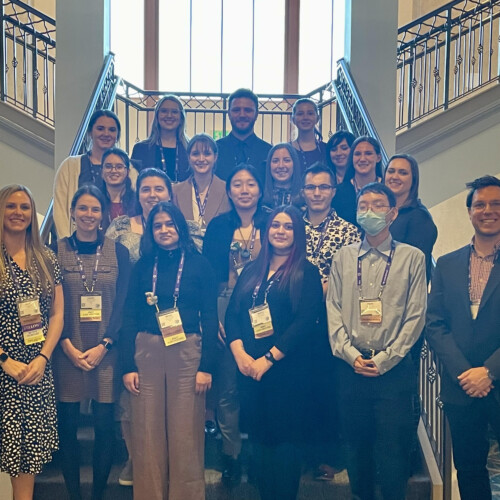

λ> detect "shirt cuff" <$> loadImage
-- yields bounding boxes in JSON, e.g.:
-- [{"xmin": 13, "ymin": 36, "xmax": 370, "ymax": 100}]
[{"xmin": 345, "ymin": 345, "xmax": 362, "ymax": 367}]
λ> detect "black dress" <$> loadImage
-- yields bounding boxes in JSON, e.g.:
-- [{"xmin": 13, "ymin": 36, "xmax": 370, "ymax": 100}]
[{"xmin": 225, "ymin": 260, "xmax": 323, "ymax": 445}]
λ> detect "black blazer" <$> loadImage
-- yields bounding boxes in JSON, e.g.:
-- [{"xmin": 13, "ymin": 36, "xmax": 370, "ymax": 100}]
[{"xmin": 426, "ymin": 245, "xmax": 500, "ymax": 405}]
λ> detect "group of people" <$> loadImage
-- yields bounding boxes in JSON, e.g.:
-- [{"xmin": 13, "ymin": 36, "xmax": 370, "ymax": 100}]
[{"xmin": 0, "ymin": 86, "xmax": 499, "ymax": 500}]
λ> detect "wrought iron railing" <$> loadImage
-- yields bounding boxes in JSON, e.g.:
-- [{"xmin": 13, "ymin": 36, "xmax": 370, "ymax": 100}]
[
  {"xmin": 397, "ymin": 0, "xmax": 500, "ymax": 130},
  {"xmin": 0, "ymin": 0, "xmax": 55, "ymax": 125},
  {"xmin": 332, "ymin": 58, "xmax": 390, "ymax": 167},
  {"xmin": 40, "ymin": 53, "xmax": 119, "ymax": 244},
  {"xmin": 114, "ymin": 80, "xmax": 337, "ymax": 154}
]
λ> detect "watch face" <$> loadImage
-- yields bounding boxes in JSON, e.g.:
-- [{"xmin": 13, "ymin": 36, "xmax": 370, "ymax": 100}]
[{"xmin": 0, "ymin": 353, "xmax": 8, "ymax": 363}]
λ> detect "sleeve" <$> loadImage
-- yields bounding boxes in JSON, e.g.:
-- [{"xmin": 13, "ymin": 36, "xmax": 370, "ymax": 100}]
[
  {"xmin": 326, "ymin": 250, "xmax": 362, "ymax": 366},
  {"xmin": 225, "ymin": 266, "xmax": 252, "ymax": 344},
  {"xmin": 426, "ymin": 258, "xmax": 472, "ymax": 383},
  {"xmin": 371, "ymin": 249, "xmax": 427, "ymax": 374},
  {"xmin": 202, "ymin": 217, "xmax": 227, "ymax": 287},
  {"xmin": 119, "ymin": 261, "xmax": 143, "ymax": 374},
  {"xmin": 104, "ymin": 243, "xmax": 131, "ymax": 342},
  {"xmin": 198, "ymin": 256, "xmax": 220, "ymax": 374},
  {"xmin": 402, "ymin": 211, "xmax": 438, "ymax": 273},
  {"xmin": 273, "ymin": 264, "xmax": 323, "ymax": 355},
  {"xmin": 53, "ymin": 156, "xmax": 75, "ymax": 239},
  {"xmin": 344, "ymin": 223, "xmax": 362, "ymax": 246}
]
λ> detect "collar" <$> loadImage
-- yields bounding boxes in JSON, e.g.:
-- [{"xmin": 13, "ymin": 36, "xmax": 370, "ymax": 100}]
[
  {"xmin": 228, "ymin": 132, "xmax": 257, "ymax": 146},
  {"xmin": 303, "ymin": 209, "xmax": 337, "ymax": 229},
  {"xmin": 359, "ymin": 234, "xmax": 394, "ymax": 258},
  {"xmin": 470, "ymin": 237, "xmax": 500, "ymax": 259}
]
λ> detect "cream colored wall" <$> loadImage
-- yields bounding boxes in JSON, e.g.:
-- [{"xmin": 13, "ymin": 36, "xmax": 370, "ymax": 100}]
[
  {"xmin": 30, "ymin": 0, "xmax": 55, "ymax": 18},
  {"xmin": 0, "ymin": 473, "xmax": 12, "ymax": 500},
  {"xmin": 398, "ymin": 0, "xmax": 449, "ymax": 26}
]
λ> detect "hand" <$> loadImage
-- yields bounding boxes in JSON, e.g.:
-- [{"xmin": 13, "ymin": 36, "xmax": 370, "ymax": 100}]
[
  {"xmin": 354, "ymin": 356, "xmax": 380, "ymax": 377},
  {"xmin": 249, "ymin": 356, "xmax": 272, "ymax": 382},
  {"xmin": 18, "ymin": 356, "xmax": 47, "ymax": 385},
  {"xmin": 195, "ymin": 371, "xmax": 212, "ymax": 394},
  {"xmin": 63, "ymin": 344, "xmax": 93, "ymax": 371},
  {"xmin": 458, "ymin": 367, "xmax": 493, "ymax": 398},
  {"xmin": 233, "ymin": 350, "xmax": 256, "ymax": 377},
  {"xmin": 80, "ymin": 344, "xmax": 107, "ymax": 369},
  {"xmin": 123, "ymin": 372, "xmax": 140, "ymax": 395},
  {"xmin": 1, "ymin": 357, "xmax": 29, "ymax": 382},
  {"xmin": 218, "ymin": 322, "xmax": 226, "ymax": 347}
]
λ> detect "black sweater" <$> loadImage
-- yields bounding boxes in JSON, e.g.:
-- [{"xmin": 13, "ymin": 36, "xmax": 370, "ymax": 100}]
[{"xmin": 120, "ymin": 248, "xmax": 219, "ymax": 374}]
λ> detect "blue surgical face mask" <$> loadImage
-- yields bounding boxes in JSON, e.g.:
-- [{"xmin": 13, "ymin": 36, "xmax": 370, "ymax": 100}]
[{"xmin": 357, "ymin": 210, "xmax": 390, "ymax": 236}]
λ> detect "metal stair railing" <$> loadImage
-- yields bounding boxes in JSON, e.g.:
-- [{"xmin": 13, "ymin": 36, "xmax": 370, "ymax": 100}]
[
  {"xmin": 397, "ymin": 0, "xmax": 500, "ymax": 130},
  {"xmin": 40, "ymin": 53, "xmax": 119, "ymax": 244}
]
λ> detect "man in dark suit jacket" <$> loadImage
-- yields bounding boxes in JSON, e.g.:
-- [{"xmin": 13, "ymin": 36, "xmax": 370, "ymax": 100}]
[{"xmin": 427, "ymin": 175, "xmax": 500, "ymax": 500}]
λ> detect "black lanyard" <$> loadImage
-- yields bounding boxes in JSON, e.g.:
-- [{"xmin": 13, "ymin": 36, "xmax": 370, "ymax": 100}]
[
  {"xmin": 193, "ymin": 176, "xmax": 213, "ymax": 218},
  {"xmin": 357, "ymin": 242, "xmax": 395, "ymax": 299},
  {"xmin": 295, "ymin": 139, "xmax": 321, "ymax": 170},
  {"xmin": 159, "ymin": 143, "xmax": 179, "ymax": 183},
  {"xmin": 311, "ymin": 210, "xmax": 333, "ymax": 259},
  {"xmin": 251, "ymin": 271, "xmax": 281, "ymax": 308},
  {"xmin": 72, "ymin": 237, "xmax": 102, "ymax": 293},
  {"xmin": 152, "ymin": 251, "xmax": 185, "ymax": 308}
]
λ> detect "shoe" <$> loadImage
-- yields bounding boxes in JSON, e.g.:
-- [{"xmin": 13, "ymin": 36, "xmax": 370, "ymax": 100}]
[
  {"xmin": 221, "ymin": 456, "xmax": 241, "ymax": 487},
  {"xmin": 205, "ymin": 419, "xmax": 218, "ymax": 437},
  {"xmin": 118, "ymin": 459, "xmax": 133, "ymax": 486}
]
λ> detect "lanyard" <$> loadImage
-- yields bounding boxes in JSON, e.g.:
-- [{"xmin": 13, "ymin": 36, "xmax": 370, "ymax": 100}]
[
  {"xmin": 159, "ymin": 143, "xmax": 179, "ymax": 183},
  {"xmin": 357, "ymin": 242, "xmax": 395, "ymax": 299},
  {"xmin": 73, "ymin": 237, "xmax": 102, "ymax": 293},
  {"xmin": 193, "ymin": 176, "xmax": 213, "ymax": 218},
  {"xmin": 152, "ymin": 251, "xmax": 185, "ymax": 308},
  {"xmin": 311, "ymin": 210, "xmax": 333, "ymax": 259},
  {"xmin": 295, "ymin": 138, "xmax": 321, "ymax": 170},
  {"xmin": 251, "ymin": 271, "xmax": 281, "ymax": 308}
]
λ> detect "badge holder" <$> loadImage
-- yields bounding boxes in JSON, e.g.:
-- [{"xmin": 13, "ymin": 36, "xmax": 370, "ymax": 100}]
[
  {"xmin": 80, "ymin": 293, "xmax": 103, "ymax": 322},
  {"xmin": 156, "ymin": 306, "xmax": 187, "ymax": 346},
  {"xmin": 249, "ymin": 304, "xmax": 274, "ymax": 339},
  {"xmin": 17, "ymin": 296, "xmax": 45, "ymax": 345},
  {"xmin": 359, "ymin": 298, "xmax": 383, "ymax": 324}
]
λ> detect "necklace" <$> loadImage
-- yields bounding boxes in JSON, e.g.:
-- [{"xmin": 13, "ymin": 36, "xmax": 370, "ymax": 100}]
[{"xmin": 238, "ymin": 224, "xmax": 256, "ymax": 260}]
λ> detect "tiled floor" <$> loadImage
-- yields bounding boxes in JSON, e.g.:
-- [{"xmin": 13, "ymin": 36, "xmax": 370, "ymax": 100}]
[{"xmin": 489, "ymin": 440, "xmax": 500, "ymax": 497}]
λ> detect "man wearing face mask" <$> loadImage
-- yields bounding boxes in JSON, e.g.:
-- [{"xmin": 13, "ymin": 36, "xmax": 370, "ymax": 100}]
[{"xmin": 326, "ymin": 183, "xmax": 427, "ymax": 500}]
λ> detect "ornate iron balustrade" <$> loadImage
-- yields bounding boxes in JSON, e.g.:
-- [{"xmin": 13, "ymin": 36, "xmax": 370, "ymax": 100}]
[
  {"xmin": 40, "ymin": 53, "xmax": 118, "ymax": 243},
  {"xmin": 397, "ymin": 0, "xmax": 500, "ymax": 130},
  {"xmin": 114, "ymin": 80, "xmax": 337, "ymax": 154},
  {"xmin": 332, "ymin": 58, "xmax": 389, "ymax": 167},
  {"xmin": 0, "ymin": 0, "xmax": 55, "ymax": 125}
]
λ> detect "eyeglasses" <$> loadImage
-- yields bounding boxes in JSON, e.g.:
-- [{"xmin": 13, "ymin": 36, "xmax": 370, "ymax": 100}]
[
  {"xmin": 103, "ymin": 163, "xmax": 127, "ymax": 172},
  {"xmin": 470, "ymin": 201, "xmax": 500, "ymax": 212},
  {"xmin": 303, "ymin": 184, "xmax": 334, "ymax": 193},
  {"xmin": 357, "ymin": 203, "xmax": 390, "ymax": 214}
]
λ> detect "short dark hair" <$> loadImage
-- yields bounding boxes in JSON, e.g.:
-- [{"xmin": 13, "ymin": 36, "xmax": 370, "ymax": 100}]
[
  {"xmin": 385, "ymin": 153, "xmax": 420, "ymax": 207},
  {"xmin": 326, "ymin": 131, "xmax": 356, "ymax": 171},
  {"xmin": 465, "ymin": 175, "xmax": 500, "ymax": 208},
  {"xmin": 140, "ymin": 201, "xmax": 197, "ymax": 257},
  {"xmin": 102, "ymin": 147, "xmax": 130, "ymax": 169},
  {"xmin": 86, "ymin": 109, "xmax": 121, "ymax": 144},
  {"xmin": 225, "ymin": 163, "xmax": 264, "ymax": 208},
  {"xmin": 71, "ymin": 184, "xmax": 106, "ymax": 212},
  {"xmin": 344, "ymin": 136, "xmax": 384, "ymax": 182},
  {"xmin": 357, "ymin": 182, "xmax": 396, "ymax": 208},
  {"xmin": 135, "ymin": 168, "xmax": 173, "ymax": 215},
  {"xmin": 303, "ymin": 162, "xmax": 336, "ymax": 187},
  {"xmin": 228, "ymin": 88, "xmax": 259, "ymax": 111}
]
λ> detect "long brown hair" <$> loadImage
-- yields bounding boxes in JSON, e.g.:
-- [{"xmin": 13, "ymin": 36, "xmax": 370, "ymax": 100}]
[{"xmin": 0, "ymin": 185, "xmax": 56, "ymax": 296}]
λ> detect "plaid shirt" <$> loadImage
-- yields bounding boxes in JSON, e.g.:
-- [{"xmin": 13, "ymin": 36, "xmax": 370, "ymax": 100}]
[{"xmin": 469, "ymin": 239, "xmax": 500, "ymax": 303}]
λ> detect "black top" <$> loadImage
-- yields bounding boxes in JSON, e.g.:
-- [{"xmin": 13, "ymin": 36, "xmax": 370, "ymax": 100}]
[
  {"xmin": 120, "ymin": 248, "xmax": 219, "ymax": 374},
  {"xmin": 131, "ymin": 140, "xmax": 190, "ymax": 182},
  {"xmin": 203, "ymin": 209, "xmax": 269, "ymax": 288},
  {"xmin": 332, "ymin": 180, "xmax": 358, "ymax": 226},
  {"xmin": 215, "ymin": 132, "xmax": 271, "ymax": 183},
  {"xmin": 78, "ymin": 153, "xmax": 104, "ymax": 190},
  {"xmin": 390, "ymin": 199, "xmax": 437, "ymax": 281}
]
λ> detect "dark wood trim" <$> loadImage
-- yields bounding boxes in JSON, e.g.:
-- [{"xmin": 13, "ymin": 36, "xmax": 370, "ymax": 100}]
[
  {"xmin": 284, "ymin": 0, "xmax": 300, "ymax": 93},
  {"xmin": 144, "ymin": 0, "xmax": 159, "ymax": 91}
]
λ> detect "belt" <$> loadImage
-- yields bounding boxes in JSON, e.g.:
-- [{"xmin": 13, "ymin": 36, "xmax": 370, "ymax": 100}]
[{"xmin": 358, "ymin": 348, "xmax": 382, "ymax": 359}]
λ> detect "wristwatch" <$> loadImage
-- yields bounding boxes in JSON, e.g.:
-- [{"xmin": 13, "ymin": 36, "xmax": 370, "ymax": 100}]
[
  {"xmin": 264, "ymin": 351, "xmax": 276, "ymax": 365},
  {"xmin": 0, "ymin": 352, "xmax": 8, "ymax": 365},
  {"xmin": 100, "ymin": 339, "xmax": 113, "ymax": 351}
]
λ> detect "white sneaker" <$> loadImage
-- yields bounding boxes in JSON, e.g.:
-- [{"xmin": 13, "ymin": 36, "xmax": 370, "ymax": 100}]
[{"xmin": 119, "ymin": 459, "xmax": 133, "ymax": 486}]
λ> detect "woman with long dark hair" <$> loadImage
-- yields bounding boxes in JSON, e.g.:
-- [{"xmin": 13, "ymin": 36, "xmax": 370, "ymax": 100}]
[
  {"xmin": 333, "ymin": 136, "xmax": 384, "ymax": 226},
  {"xmin": 0, "ymin": 184, "xmax": 64, "ymax": 500},
  {"xmin": 131, "ymin": 95, "xmax": 190, "ymax": 183},
  {"xmin": 203, "ymin": 164, "xmax": 269, "ymax": 485},
  {"xmin": 121, "ymin": 202, "xmax": 218, "ymax": 500},
  {"xmin": 100, "ymin": 147, "xmax": 137, "ymax": 232},
  {"xmin": 290, "ymin": 98, "xmax": 326, "ymax": 172},
  {"xmin": 53, "ymin": 185, "xmax": 130, "ymax": 500},
  {"xmin": 325, "ymin": 130, "xmax": 356, "ymax": 185},
  {"xmin": 262, "ymin": 143, "xmax": 302, "ymax": 210},
  {"xmin": 225, "ymin": 205, "xmax": 323, "ymax": 500}
]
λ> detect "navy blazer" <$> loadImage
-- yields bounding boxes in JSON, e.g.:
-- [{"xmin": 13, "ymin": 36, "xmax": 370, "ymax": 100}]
[{"xmin": 426, "ymin": 245, "xmax": 500, "ymax": 405}]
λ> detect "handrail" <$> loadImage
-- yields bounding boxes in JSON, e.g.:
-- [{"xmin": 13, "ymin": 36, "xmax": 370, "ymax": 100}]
[
  {"xmin": 40, "ymin": 53, "xmax": 119, "ymax": 243},
  {"xmin": 331, "ymin": 58, "xmax": 390, "ymax": 167}
]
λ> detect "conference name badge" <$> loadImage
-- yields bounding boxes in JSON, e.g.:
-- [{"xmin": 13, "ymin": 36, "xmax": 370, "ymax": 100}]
[
  {"xmin": 359, "ymin": 298, "xmax": 382, "ymax": 324},
  {"xmin": 249, "ymin": 304, "xmax": 274, "ymax": 339},
  {"xmin": 80, "ymin": 293, "xmax": 102, "ymax": 322},
  {"xmin": 156, "ymin": 308, "xmax": 187, "ymax": 346},
  {"xmin": 17, "ymin": 297, "xmax": 44, "ymax": 345}
]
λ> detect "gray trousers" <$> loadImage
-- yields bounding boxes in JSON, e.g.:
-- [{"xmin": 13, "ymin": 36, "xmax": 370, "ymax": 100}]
[{"xmin": 131, "ymin": 332, "xmax": 205, "ymax": 500}]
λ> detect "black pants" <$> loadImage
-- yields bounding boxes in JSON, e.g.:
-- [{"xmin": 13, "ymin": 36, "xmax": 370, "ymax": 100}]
[
  {"xmin": 445, "ymin": 395, "xmax": 500, "ymax": 500},
  {"xmin": 253, "ymin": 442, "xmax": 302, "ymax": 500},
  {"xmin": 339, "ymin": 393, "xmax": 413, "ymax": 500},
  {"xmin": 58, "ymin": 401, "xmax": 115, "ymax": 500}
]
